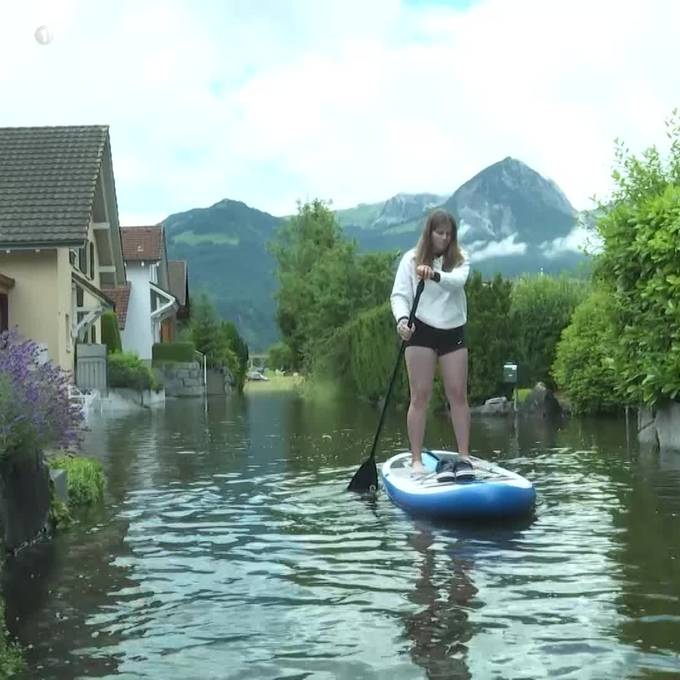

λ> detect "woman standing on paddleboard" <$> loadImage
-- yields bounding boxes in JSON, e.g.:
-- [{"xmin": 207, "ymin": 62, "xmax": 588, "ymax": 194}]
[{"xmin": 390, "ymin": 209, "xmax": 472, "ymax": 478}]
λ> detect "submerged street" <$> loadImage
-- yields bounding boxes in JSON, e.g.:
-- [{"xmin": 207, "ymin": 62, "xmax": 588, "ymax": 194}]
[{"xmin": 5, "ymin": 390, "xmax": 680, "ymax": 679}]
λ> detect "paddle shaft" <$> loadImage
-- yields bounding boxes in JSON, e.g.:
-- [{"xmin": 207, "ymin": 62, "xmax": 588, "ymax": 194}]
[{"xmin": 367, "ymin": 278, "xmax": 425, "ymax": 462}]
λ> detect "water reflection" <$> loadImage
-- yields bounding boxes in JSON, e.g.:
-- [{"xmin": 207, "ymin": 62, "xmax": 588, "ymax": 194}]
[{"xmin": 403, "ymin": 524, "xmax": 478, "ymax": 679}]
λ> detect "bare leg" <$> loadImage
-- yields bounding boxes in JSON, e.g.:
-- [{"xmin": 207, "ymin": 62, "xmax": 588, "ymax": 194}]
[
  {"xmin": 405, "ymin": 346, "xmax": 437, "ymax": 472},
  {"xmin": 439, "ymin": 348, "xmax": 471, "ymax": 457}
]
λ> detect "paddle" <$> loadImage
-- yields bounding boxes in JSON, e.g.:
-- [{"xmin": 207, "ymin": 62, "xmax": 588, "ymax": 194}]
[{"xmin": 347, "ymin": 278, "xmax": 426, "ymax": 493}]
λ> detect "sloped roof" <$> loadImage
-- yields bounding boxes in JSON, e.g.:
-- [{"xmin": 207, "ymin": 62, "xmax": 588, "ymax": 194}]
[
  {"xmin": 0, "ymin": 125, "xmax": 109, "ymax": 247},
  {"xmin": 101, "ymin": 282, "xmax": 131, "ymax": 329},
  {"xmin": 168, "ymin": 260, "xmax": 187, "ymax": 306},
  {"xmin": 121, "ymin": 225, "xmax": 163, "ymax": 261}
]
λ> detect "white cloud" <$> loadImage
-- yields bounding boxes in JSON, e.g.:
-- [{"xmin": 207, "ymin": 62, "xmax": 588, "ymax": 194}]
[
  {"xmin": 540, "ymin": 224, "xmax": 603, "ymax": 259},
  {"xmin": 468, "ymin": 234, "xmax": 527, "ymax": 261},
  {"xmin": 2, "ymin": 0, "xmax": 680, "ymax": 222}
]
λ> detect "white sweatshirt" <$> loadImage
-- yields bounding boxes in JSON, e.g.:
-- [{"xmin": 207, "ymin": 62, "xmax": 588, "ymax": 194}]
[{"xmin": 390, "ymin": 248, "xmax": 470, "ymax": 330}]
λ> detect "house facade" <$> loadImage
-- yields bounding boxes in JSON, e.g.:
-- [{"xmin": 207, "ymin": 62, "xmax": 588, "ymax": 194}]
[
  {"xmin": 166, "ymin": 259, "xmax": 190, "ymax": 333},
  {"xmin": 114, "ymin": 226, "xmax": 177, "ymax": 362},
  {"xmin": 0, "ymin": 125, "xmax": 127, "ymax": 374}
]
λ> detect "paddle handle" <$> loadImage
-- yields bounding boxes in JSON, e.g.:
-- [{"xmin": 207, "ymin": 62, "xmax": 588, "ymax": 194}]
[{"xmin": 368, "ymin": 278, "xmax": 425, "ymax": 462}]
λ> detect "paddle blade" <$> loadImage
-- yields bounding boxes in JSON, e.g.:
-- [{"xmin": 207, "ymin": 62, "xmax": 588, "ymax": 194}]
[{"xmin": 347, "ymin": 457, "xmax": 378, "ymax": 493}]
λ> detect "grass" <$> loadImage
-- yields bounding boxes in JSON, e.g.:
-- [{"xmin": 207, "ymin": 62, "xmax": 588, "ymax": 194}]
[
  {"xmin": 244, "ymin": 371, "xmax": 304, "ymax": 393},
  {"xmin": 47, "ymin": 454, "xmax": 105, "ymax": 506},
  {"xmin": 516, "ymin": 388, "xmax": 532, "ymax": 403},
  {"xmin": 173, "ymin": 231, "xmax": 239, "ymax": 246},
  {"xmin": 0, "ymin": 601, "xmax": 24, "ymax": 677}
]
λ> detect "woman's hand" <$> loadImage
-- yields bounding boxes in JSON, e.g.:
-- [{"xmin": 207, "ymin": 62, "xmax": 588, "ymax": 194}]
[
  {"xmin": 416, "ymin": 265, "xmax": 434, "ymax": 280},
  {"xmin": 397, "ymin": 319, "xmax": 414, "ymax": 341}
]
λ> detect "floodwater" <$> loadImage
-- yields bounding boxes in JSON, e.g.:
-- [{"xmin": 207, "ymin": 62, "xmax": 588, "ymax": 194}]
[{"xmin": 4, "ymin": 387, "xmax": 680, "ymax": 679}]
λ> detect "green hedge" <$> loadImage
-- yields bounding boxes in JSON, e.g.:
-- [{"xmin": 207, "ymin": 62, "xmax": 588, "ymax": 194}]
[
  {"xmin": 101, "ymin": 311, "xmax": 122, "ymax": 353},
  {"xmin": 348, "ymin": 304, "xmax": 406, "ymax": 404},
  {"xmin": 552, "ymin": 289, "xmax": 620, "ymax": 414},
  {"xmin": 509, "ymin": 274, "xmax": 589, "ymax": 389},
  {"xmin": 152, "ymin": 341, "xmax": 196, "ymax": 363},
  {"xmin": 108, "ymin": 351, "xmax": 160, "ymax": 391},
  {"xmin": 311, "ymin": 274, "xmax": 516, "ymax": 407},
  {"xmin": 596, "ymin": 184, "xmax": 680, "ymax": 405}
]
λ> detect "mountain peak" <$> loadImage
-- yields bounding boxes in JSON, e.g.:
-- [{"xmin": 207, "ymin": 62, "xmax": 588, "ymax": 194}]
[{"xmin": 444, "ymin": 157, "xmax": 576, "ymax": 242}]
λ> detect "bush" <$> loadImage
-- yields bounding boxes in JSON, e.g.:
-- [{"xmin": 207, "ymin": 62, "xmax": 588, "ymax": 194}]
[
  {"xmin": 220, "ymin": 322, "xmax": 249, "ymax": 392},
  {"xmin": 552, "ymin": 289, "xmax": 621, "ymax": 413},
  {"xmin": 0, "ymin": 330, "xmax": 83, "ymax": 457},
  {"xmin": 107, "ymin": 352, "xmax": 160, "ymax": 391},
  {"xmin": 48, "ymin": 454, "xmax": 105, "ymax": 505},
  {"xmin": 596, "ymin": 184, "xmax": 680, "ymax": 405},
  {"xmin": 0, "ymin": 599, "xmax": 23, "ymax": 676},
  {"xmin": 268, "ymin": 342, "xmax": 296, "ymax": 372},
  {"xmin": 348, "ymin": 304, "xmax": 406, "ymax": 403},
  {"xmin": 100, "ymin": 311, "xmax": 122, "ymax": 353},
  {"xmin": 466, "ymin": 272, "xmax": 515, "ymax": 404},
  {"xmin": 509, "ymin": 274, "xmax": 589, "ymax": 388},
  {"xmin": 152, "ymin": 342, "xmax": 196, "ymax": 363},
  {"xmin": 586, "ymin": 113, "xmax": 680, "ymax": 406}
]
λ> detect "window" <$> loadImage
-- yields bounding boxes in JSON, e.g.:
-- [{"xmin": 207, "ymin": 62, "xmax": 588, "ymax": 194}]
[
  {"xmin": 65, "ymin": 313, "xmax": 72, "ymax": 352},
  {"xmin": 89, "ymin": 242, "xmax": 95, "ymax": 279},
  {"xmin": 90, "ymin": 324, "xmax": 97, "ymax": 344},
  {"xmin": 75, "ymin": 286, "xmax": 85, "ymax": 341}
]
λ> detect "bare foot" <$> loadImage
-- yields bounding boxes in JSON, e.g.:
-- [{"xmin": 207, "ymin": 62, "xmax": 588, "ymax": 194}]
[{"xmin": 411, "ymin": 459, "xmax": 426, "ymax": 476}]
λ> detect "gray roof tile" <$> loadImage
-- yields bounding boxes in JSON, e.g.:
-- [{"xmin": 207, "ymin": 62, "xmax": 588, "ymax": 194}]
[{"xmin": 0, "ymin": 125, "xmax": 109, "ymax": 247}]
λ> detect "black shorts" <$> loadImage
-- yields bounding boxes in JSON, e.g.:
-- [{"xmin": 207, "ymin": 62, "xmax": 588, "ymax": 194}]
[{"xmin": 406, "ymin": 319, "xmax": 466, "ymax": 357}]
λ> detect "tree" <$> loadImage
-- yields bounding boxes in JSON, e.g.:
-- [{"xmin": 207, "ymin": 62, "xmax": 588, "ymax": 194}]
[
  {"xmin": 270, "ymin": 199, "xmax": 396, "ymax": 370},
  {"xmin": 220, "ymin": 320, "xmax": 249, "ymax": 391},
  {"xmin": 190, "ymin": 293, "xmax": 249, "ymax": 392},
  {"xmin": 190, "ymin": 293, "xmax": 221, "ymax": 364}
]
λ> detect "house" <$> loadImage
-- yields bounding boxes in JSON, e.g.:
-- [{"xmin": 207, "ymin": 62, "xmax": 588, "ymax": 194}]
[
  {"xmin": 164, "ymin": 260, "xmax": 191, "ymax": 334},
  {"xmin": 0, "ymin": 125, "xmax": 127, "ymax": 375},
  {"xmin": 110, "ymin": 225, "xmax": 177, "ymax": 362}
]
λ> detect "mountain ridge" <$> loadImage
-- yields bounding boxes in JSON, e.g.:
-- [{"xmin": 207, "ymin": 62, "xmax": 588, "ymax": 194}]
[{"xmin": 164, "ymin": 158, "xmax": 590, "ymax": 350}]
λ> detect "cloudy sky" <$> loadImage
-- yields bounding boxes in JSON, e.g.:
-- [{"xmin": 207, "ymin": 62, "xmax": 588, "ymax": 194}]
[{"xmin": 2, "ymin": 0, "xmax": 678, "ymax": 225}]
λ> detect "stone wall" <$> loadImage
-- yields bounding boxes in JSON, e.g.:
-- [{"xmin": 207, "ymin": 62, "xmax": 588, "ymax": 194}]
[
  {"xmin": 638, "ymin": 402, "xmax": 680, "ymax": 451},
  {"xmin": 0, "ymin": 447, "xmax": 50, "ymax": 552},
  {"xmin": 102, "ymin": 388, "xmax": 166, "ymax": 411},
  {"xmin": 154, "ymin": 361, "xmax": 205, "ymax": 397}
]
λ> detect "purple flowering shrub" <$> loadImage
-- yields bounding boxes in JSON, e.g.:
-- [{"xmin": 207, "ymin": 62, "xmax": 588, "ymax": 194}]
[{"xmin": 0, "ymin": 329, "xmax": 83, "ymax": 456}]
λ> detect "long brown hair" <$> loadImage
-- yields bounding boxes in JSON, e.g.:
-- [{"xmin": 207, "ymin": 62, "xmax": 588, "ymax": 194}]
[{"xmin": 414, "ymin": 209, "xmax": 464, "ymax": 272}]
